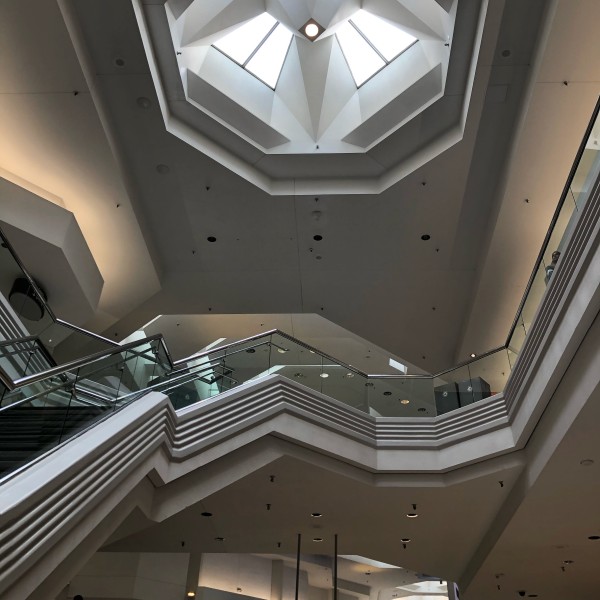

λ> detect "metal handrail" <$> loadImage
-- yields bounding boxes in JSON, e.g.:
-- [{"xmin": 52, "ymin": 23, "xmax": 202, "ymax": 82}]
[
  {"xmin": 8, "ymin": 334, "xmax": 168, "ymax": 390},
  {"xmin": 0, "ymin": 224, "xmax": 119, "ymax": 348},
  {"xmin": 505, "ymin": 95, "xmax": 600, "ymax": 346},
  {"xmin": 0, "ymin": 335, "xmax": 38, "ymax": 348},
  {"xmin": 3, "ymin": 92, "xmax": 600, "ymax": 398}
]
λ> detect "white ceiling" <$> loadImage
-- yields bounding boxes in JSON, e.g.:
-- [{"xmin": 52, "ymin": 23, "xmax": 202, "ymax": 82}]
[
  {"xmin": 0, "ymin": 0, "xmax": 600, "ymax": 586},
  {"xmin": 0, "ymin": 0, "xmax": 598, "ymax": 372},
  {"xmin": 0, "ymin": 2, "xmax": 599, "ymax": 598}
]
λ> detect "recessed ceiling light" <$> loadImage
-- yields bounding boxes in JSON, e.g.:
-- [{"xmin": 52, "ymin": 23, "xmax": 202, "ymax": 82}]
[
  {"xmin": 156, "ymin": 164, "xmax": 170, "ymax": 174},
  {"xmin": 563, "ymin": 560, "xmax": 574, "ymax": 564},
  {"xmin": 580, "ymin": 459, "xmax": 594, "ymax": 466},
  {"xmin": 277, "ymin": 348, "xmax": 288, "ymax": 353},
  {"xmin": 313, "ymin": 537, "xmax": 324, "ymax": 542},
  {"xmin": 345, "ymin": 372, "xmax": 355, "ymax": 378},
  {"xmin": 311, "ymin": 512, "xmax": 323, "ymax": 518},
  {"xmin": 305, "ymin": 23, "xmax": 319, "ymax": 37},
  {"xmin": 314, "ymin": 234, "xmax": 323, "ymax": 241},
  {"xmin": 400, "ymin": 538, "xmax": 411, "ymax": 543},
  {"xmin": 246, "ymin": 348, "xmax": 256, "ymax": 353},
  {"xmin": 214, "ymin": 537, "xmax": 225, "ymax": 541},
  {"xmin": 320, "ymin": 373, "xmax": 329, "ymax": 378},
  {"xmin": 300, "ymin": 19, "xmax": 324, "ymax": 41},
  {"xmin": 201, "ymin": 512, "xmax": 213, "ymax": 517},
  {"xmin": 418, "ymin": 407, "xmax": 427, "ymax": 412},
  {"xmin": 588, "ymin": 535, "xmax": 600, "ymax": 540},
  {"xmin": 406, "ymin": 513, "xmax": 418, "ymax": 518},
  {"xmin": 383, "ymin": 391, "xmax": 392, "ymax": 396},
  {"xmin": 207, "ymin": 236, "xmax": 217, "ymax": 242},
  {"xmin": 187, "ymin": 593, "xmax": 196, "ymax": 598},
  {"xmin": 400, "ymin": 399, "xmax": 410, "ymax": 405},
  {"xmin": 421, "ymin": 234, "xmax": 431, "ymax": 241},
  {"xmin": 470, "ymin": 353, "xmax": 476, "ymax": 358}
]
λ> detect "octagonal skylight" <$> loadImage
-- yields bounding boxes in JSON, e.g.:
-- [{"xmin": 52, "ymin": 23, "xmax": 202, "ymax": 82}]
[
  {"xmin": 213, "ymin": 9, "xmax": 416, "ymax": 89},
  {"xmin": 143, "ymin": 0, "xmax": 463, "ymax": 191}
]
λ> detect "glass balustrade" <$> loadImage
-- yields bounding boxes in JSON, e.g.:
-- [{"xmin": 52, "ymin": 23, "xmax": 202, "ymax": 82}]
[
  {"xmin": 1, "ymin": 98, "xmax": 599, "ymax": 478},
  {"xmin": 0, "ymin": 337, "xmax": 170, "ymax": 476},
  {"xmin": 153, "ymin": 98, "xmax": 600, "ymax": 417},
  {"xmin": 508, "ymin": 101, "xmax": 600, "ymax": 352}
]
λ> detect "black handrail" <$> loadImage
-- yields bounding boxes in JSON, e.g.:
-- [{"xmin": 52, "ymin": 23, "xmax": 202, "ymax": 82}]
[{"xmin": 505, "ymin": 95, "xmax": 600, "ymax": 347}]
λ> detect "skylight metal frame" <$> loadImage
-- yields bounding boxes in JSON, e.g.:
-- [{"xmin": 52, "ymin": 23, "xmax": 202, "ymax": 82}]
[
  {"xmin": 337, "ymin": 15, "xmax": 418, "ymax": 88},
  {"xmin": 212, "ymin": 18, "xmax": 293, "ymax": 90}
]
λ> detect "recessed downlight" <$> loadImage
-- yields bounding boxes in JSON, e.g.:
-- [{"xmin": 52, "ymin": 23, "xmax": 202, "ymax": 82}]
[
  {"xmin": 306, "ymin": 23, "xmax": 319, "ymax": 37},
  {"xmin": 214, "ymin": 537, "xmax": 225, "ymax": 541},
  {"xmin": 345, "ymin": 372, "xmax": 355, "ymax": 378},
  {"xmin": 201, "ymin": 512, "xmax": 213, "ymax": 517},
  {"xmin": 313, "ymin": 537, "xmax": 324, "ymax": 542},
  {"xmin": 187, "ymin": 593, "xmax": 196, "ymax": 598},
  {"xmin": 277, "ymin": 348, "xmax": 288, "ymax": 354},
  {"xmin": 313, "ymin": 234, "xmax": 323, "ymax": 241},
  {"xmin": 300, "ymin": 19, "xmax": 324, "ymax": 41},
  {"xmin": 421, "ymin": 234, "xmax": 431, "ymax": 241},
  {"xmin": 563, "ymin": 559, "xmax": 574, "ymax": 564},
  {"xmin": 588, "ymin": 535, "xmax": 600, "ymax": 540},
  {"xmin": 470, "ymin": 353, "xmax": 476, "ymax": 358},
  {"xmin": 580, "ymin": 459, "xmax": 594, "ymax": 466},
  {"xmin": 320, "ymin": 373, "xmax": 329, "ymax": 378},
  {"xmin": 383, "ymin": 391, "xmax": 392, "ymax": 396},
  {"xmin": 311, "ymin": 512, "xmax": 323, "ymax": 518},
  {"xmin": 207, "ymin": 236, "xmax": 217, "ymax": 242},
  {"xmin": 400, "ymin": 538, "xmax": 411, "ymax": 543},
  {"xmin": 246, "ymin": 348, "xmax": 256, "ymax": 353},
  {"xmin": 406, "ymin": 513, "xmax": 418, "ymax": 518},
  {"xmin": 400, "ymin": 399, "xmax": 410, "ymax": 405}
]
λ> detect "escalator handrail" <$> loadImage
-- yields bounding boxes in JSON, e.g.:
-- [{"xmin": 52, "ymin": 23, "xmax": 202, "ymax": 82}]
[{"xmin": 6, "ymin": 334, "xmax": 170, "ymax": 391}]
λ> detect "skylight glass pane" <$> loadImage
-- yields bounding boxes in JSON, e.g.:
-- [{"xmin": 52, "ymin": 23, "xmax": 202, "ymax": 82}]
[
  {"xmin": 337, "ymin": 23, "xmax": 385, "ymax": 86},
  {"xmin": 351, "ymin": 10, "xmax": 417, "ymax": 61},
  {"xmin": 213, "ymin": 13, "xmax": 277, "ymax": 64},
  {"xmin": 246, "ymin": 24, "xmax": 293, "ymax": 88}
]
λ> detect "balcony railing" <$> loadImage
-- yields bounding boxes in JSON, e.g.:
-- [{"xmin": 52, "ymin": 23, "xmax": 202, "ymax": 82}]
[{"xmin": 0, "ymin": 97, "xmax": 599, "ymax": 477}]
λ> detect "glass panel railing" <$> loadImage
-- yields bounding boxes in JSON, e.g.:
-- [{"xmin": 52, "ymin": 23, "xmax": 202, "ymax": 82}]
[
  {"xmin": 507, "ymin": 99, "xmax": 600, "ymax": 364},
  {"xmin": 2, "ymin": 97, "xmax": 600, "ymax": 470},
  {"xmin": 367, "ymin": 376, "xmax": 434, "ymax": 417},
  {"xmin": 0, "ymin": 337, "xmax": 54, "ymax": 381},
  {"xmin": 0, "ymin": 337, "xmax": 169, "ymax": 477}
]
